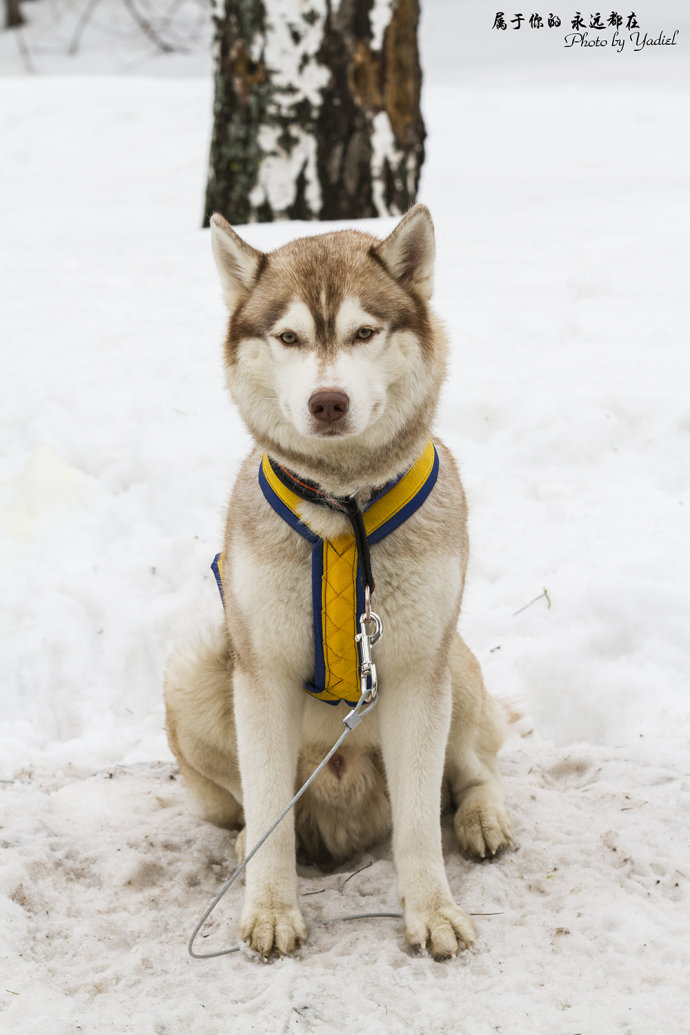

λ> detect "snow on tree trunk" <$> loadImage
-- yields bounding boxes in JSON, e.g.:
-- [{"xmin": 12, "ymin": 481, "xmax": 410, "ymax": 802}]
[{"xmin": 203, "ymin": 0, "xmax": 425, "ymax": 226}]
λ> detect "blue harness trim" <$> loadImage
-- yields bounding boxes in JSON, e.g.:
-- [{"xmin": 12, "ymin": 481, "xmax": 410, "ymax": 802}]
[
  {"xmin": 257, "ymin": 461, "xmax": 318, "ymax": 544},
  {"xmin": 211, "ymin": 553, "xmax": 224, "ymax": 608},
  {"xmin": 368, "ymin": 444, "xmax": 439, "ymax": 544}
]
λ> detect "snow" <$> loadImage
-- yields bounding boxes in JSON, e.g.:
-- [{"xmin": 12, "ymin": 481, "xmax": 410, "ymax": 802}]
[{"xmin": 1, "ymin": 2, "xmax": 690, "ymax": 1032}]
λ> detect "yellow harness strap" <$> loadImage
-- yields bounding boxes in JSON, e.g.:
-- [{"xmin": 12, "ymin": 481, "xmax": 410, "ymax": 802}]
[{"xmin": 213, "ymin": 440, "xmax": 439, "ymax": 706}]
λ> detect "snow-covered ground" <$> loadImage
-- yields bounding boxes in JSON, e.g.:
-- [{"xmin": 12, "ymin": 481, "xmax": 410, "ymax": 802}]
[{"xmin": 1, "ymin": 4, "xmax": 689, "ymax": 1032}]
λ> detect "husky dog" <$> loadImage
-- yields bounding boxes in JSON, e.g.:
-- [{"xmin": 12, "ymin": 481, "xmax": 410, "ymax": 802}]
[{"xmin": 164, "ymin": 205, "xmax": 513, "ymax": 960}]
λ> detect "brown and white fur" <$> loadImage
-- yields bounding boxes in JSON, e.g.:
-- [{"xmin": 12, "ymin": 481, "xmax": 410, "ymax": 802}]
[{"xmin": 164, "ymin": 205, "xmax": 513, "ymax": 960}]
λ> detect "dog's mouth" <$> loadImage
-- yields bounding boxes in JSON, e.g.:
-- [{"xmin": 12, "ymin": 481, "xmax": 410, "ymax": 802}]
[{"xmin": 311, "ymin": 424, "xmax": 350, "ymax": 438}]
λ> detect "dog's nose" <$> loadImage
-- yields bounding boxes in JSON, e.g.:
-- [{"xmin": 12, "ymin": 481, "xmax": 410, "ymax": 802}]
[{"xmin": 308, "ymin": 389, "xmax": 350, "ymax": 425}]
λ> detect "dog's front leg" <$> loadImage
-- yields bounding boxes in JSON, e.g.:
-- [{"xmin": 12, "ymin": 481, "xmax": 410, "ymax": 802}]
[
  {"xmin": 378, "ymin": 666, "xmax": 476, "ymax": 959},
  {"xmin": 233, "ymin": 665, "xmax": 307, "ymax": 956}
]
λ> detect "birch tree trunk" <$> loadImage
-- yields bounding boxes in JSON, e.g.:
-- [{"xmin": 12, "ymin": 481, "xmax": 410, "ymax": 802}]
[
  {"xmin": 203, "ymin": 0, "xmax": 425, "ymax": 225},
  {"xmin": 5, "ymin": 0, "xmax": 25, "ymax": 29}
]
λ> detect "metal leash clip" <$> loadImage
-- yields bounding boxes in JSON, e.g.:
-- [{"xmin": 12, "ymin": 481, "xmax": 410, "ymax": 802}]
[
  {"xmin": 355, "ymin": 608, "xmax": 383, "ymax": 703},
  {"xmin": 343, "ymin": 609, "xmax": 383, "ymax": 732}
]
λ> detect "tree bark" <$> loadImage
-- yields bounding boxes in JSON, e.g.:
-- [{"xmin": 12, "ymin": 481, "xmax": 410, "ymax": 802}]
[
  {"xmin": 5, "ymin": 0, "xmax": 25, "ymax": 29},
  {"xmin": 203, "ymin": 0, "xmax": 425, "ymax": 226}
]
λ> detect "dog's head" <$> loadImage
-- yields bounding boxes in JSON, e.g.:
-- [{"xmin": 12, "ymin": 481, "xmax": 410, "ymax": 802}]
[{"xmin": 211, "ymin": 206, "xmax": 447, "ymax": 489}]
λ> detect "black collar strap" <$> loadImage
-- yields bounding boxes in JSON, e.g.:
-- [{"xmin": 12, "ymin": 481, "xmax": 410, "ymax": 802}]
[{"xmin": 267, "ymin": 456, "xmax": 376, "ymax": 594}]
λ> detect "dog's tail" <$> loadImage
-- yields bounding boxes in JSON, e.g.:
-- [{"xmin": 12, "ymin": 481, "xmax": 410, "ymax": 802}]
[{"xmin": 163, "ymin": 623, "xmax": 233, "ymax": 702}]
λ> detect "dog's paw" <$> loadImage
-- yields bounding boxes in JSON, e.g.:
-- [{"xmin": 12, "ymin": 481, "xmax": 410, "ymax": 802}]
[
  {"xmin": 454, "ymin": 799, "xmax": 514, "ymax": 859},
  {"xmin": 405, "ymin": 899, "xmax": 476, "ymax": 960},
  {"xmin": 239, "ymin": 902, "xmax": 307, "ymax": 957}
]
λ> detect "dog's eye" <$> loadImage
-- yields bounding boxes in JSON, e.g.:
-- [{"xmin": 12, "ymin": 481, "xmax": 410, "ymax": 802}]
[
  {"xmin": 355, "ymin": 327, "xmax": 374, "ymax": 341},
  {"xmin": 278, "ymin": 331, "xmax": 298, "ymax": 346}
]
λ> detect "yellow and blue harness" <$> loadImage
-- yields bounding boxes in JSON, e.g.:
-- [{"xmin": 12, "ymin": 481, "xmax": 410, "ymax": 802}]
[{"xmin": 212, "ymin": 439, "xmax": 439, "ymax": 707}]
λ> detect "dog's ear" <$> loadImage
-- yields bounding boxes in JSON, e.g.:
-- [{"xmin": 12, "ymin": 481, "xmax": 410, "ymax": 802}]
[
  {"xmin": 210, "ymin": 214, "xmax": 264, "ymax": 313},
  {"xmin": 375, "ymin": 204, "xmax": 435, "ymax": 302}
]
